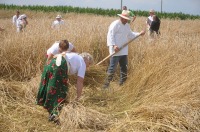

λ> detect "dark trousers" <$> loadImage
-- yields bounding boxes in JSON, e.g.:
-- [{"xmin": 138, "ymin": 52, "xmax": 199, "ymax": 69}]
[{"xmin": 105, "ymin": 55, "xmax": 128, "ymax": 85}]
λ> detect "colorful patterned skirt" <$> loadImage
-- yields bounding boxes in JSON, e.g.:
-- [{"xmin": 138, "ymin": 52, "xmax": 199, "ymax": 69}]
[{"xmin": 36, "ymin": 57, "xmax": 68, "ymax": 115}]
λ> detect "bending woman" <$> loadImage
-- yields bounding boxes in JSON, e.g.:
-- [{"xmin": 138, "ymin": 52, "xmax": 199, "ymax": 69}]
[
  {"xmin": 65, "ymin": 52, "xmax": 93, "ymax": 100},
  {"xmin": 36, "ymin": 40, "xmax": 70, "ymax": 124},
  {"xmin": 36, "ymin": 41, "xmax": 93, "ymax": 124}
]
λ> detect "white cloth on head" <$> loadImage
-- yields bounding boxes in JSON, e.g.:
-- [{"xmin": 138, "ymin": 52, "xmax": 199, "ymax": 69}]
[
  {"xmin": 47, "ymin": 42, "xmax": 74, "ymax": 55},
  {"xmin": 64, "ymin": 52, "xmax": 86, "ymax": 78},
  {"xmin": 107, "ymin": 20, "xmax": 139, "ymax": 56}
]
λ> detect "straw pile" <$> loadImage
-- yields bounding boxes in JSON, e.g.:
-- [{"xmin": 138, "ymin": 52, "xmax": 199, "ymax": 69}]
[
  {"xmin": 60, "ymin": 102, "xmax": 110, "ymax": 131},
  {"xmin": 0, "ymin": 80, "xmax": 59, "ymax": 132}
]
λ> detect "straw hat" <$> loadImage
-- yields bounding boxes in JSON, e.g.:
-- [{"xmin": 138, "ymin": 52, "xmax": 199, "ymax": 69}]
[
  {"xmin": 149, "ymin": 9, "xmax": 155, "ymax": 13},
  {"xmin": 117, "ymin": 10, "xmax": 131, "ymax": 20},
  {"xmin": 56, "ymin": 15, "xmax": 62, "ymax": 19}
]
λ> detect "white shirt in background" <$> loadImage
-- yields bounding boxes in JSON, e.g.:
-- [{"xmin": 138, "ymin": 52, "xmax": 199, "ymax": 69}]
[
  {"xmin": 65, "ymin": 53, "xmax": 86, "ymax": 78},
  {"xmin": 16, "ymin": 19, "xmax": 25, "ymax": 32},
  {"xmin": 147, "ymin": 16, "xmax": 153, "ymax": 26},
  {"xmin": 47, "ymin": 42, "xmax": 74, "ymax": 55},
  {"xmin": 16, "ymin": 19, "xmax": 23, "ymax": 28},
  {"xmin": 12, "ymin": 15, "xmax": 18, "ymax": 25},
  {"xmin": 107, "ymin": 20, "xmax": 139, "ymax": 56},
  {"xmin": 51, "ymin": 20, "xmax": 64, "ymax": 29},
  {"xmin": 16, "ymin": 15, "xmax": 28, "ymax": 32}
]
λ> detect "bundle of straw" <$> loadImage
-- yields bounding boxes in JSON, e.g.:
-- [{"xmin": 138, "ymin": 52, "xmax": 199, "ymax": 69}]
[{"xmin": 59, "ymin": 102, "xmax": 110, "ymax": 131}]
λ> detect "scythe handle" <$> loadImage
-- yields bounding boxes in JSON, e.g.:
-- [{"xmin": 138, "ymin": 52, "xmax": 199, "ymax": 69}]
[{"xmin": 96, "ymin": 35, "xmax": 140, "ymax": 65}]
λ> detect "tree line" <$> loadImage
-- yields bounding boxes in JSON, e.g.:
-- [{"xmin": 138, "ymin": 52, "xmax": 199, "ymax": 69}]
[{"xmin": 1, "ymin": 4, "xmax": 200, "ymax": 20}]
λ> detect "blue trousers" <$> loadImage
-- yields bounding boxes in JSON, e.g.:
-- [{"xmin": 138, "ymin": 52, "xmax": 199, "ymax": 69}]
[{"xmin": 105, "ymin": 55, "xmax": 128, "ymax": 84}]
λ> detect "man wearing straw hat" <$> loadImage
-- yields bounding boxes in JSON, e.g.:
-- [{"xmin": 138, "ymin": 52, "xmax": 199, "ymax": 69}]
[
  {"xmin": 51, "ymin": 15, "xmax": 64, "ymax": 29},
  {"xmin": 102, "ymin": 10, "xmax": 145, "ymax": 88}
]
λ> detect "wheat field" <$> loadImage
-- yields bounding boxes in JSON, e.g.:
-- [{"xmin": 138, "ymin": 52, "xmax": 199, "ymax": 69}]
[{"xmin": 0, "ymin": 9, "xmax": 200, "ymax": 132}]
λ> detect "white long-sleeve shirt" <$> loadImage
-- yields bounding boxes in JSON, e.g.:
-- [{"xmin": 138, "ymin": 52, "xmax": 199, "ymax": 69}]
[
  {"xmin": 107, "ymin": 20, "xmax": 139, "ymax": 56},
  {"xmin": 16, "ymin": 19, "xmax": 23, "ymax": 28},
  {"xmin": 12, "ymin": 15, "xmax": 18, "ymax": 25}
]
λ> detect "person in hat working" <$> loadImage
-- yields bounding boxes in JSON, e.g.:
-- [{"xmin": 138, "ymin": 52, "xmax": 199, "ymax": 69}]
[
  {"xmin": 12, "ymin": 10, "xmax": 20, "ymax": 26},
  {"xmin": 102, "ymin": 10, "xmax": 145, "ymax": 88},
  {"xmin": 51, "ymin": 15, "xmax": 64, "ymax": 29},
  {"xmin": 16, "ymin": 14, "xmax": 28, "ymax": 32}
]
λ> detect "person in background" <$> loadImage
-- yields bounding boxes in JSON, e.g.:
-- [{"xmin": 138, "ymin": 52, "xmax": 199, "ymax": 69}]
[
  {"xmin": 12, "ymin": 10, "xmax": 20, "ymax": 26},
  {"xmin": 149, "ymin": 15, "xmax": 161, "ymax": 37},
  {"xmin": 122, "ymin": 6, "xmax": 136, "ymax": 23},
  {"xmin": 16, "ymin": 14, "xmax": 28, "ymax": 32},
  {"xmin": 146, "ymin": 9, "xmax": 155, "ymax": 35},
  {"xmin": 102, "ymin": 10, "xmax": 145, "ymax": 88},
  {"xmin": 46, "ymin": 40, "xmax": 76, "ymax": 64},
  {"xmin": 51, "ymin": 15, "xmax": 64, "ymax": 29}
]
